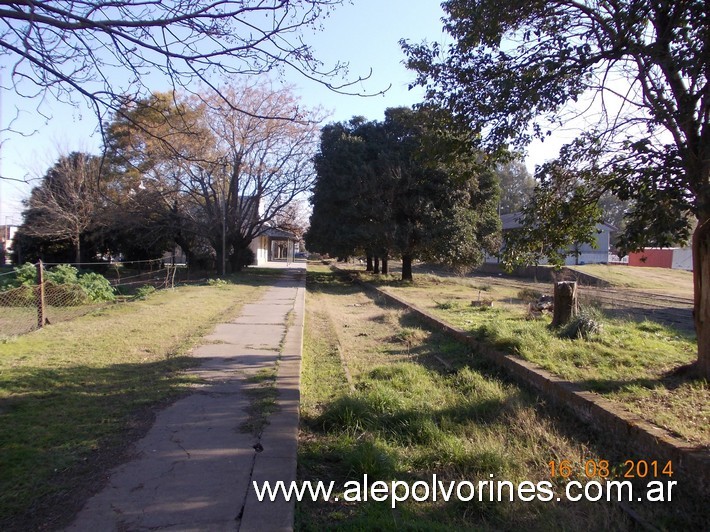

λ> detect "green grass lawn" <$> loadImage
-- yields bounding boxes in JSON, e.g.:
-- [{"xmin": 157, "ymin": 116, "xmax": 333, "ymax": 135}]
[
  {"xmin": 570, "ymin": 264, "xmax": 694, "ymax": 295},
  {"xmin": 354, "ymin": 271, "xmax": 707, "ymax": 448},
  {"xmin": 297, "ymin": 267, "xmax": 707, "ymax": 530},
  {"xmin": 0, "ymin": 271, "xmax": 276, "ymax": 530}
]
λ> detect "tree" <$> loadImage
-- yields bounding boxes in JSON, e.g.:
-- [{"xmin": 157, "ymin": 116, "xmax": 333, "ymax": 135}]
[
  {"xmin": 103, "ymin": 91, "xmax": 217, "ymax": 264},
  {"xmin": 273, "ymin": 199, "xmax": 310, "ymax": 240},
  {"xmin": 403, "ymin": 1, "xmax": 710, "ymax": 377},
  {"xmin": 19, "ymin": 152, "xmax": 104, "ymax": 264},
  {"xmin": 495, "ymin": 159, "xmax": 535, "ymax": 215},
  {"xmin": 0, "ymin": 0, "xmax": 371, "ymax": 145},
  {"xmin": 307, "ymin": 107, "xmax": 501, "ymax": 281},
  {"xmin": 306, "ymin": 117, "xmax": 394, "ymax": 266},
  {"xmin": 104, "ymin": 81, "xmax": 324, "ymax": 271}
]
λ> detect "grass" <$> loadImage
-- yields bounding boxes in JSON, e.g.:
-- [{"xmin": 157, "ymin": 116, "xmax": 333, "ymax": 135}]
[
  {"xmin": 240, "ymin": 367, "xmax": 280, "ymax": 436},
  {"xmin": 0, "ymin": 270, "xmax": 277, "ymax": 530},
  {"xmin": 570, "ymin": 264, "xmax": 694, "ymax": 295},
  {"xmin": 357, "ymin": 270, "xmax": 707, "ymax": 448},
  {"xmin": 297, "ymin": 267, "xmax": 708, "ymax": 530}
]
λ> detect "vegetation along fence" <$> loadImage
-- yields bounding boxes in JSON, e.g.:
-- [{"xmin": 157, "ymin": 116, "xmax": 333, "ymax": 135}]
[{"xmin": 0, "ymin": 259, "xmax": 186, "ymax": 337}]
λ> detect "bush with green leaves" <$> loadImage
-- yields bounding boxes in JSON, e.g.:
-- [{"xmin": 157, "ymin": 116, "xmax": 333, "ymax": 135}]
[
  {"xmin": 13, "ymin": 263, "xmax": 38, "ymax": 287},
  {"xmin": 0, "ymin": 263, "xmax": 115, "ymax": 304},
  {"xmin": 134, "ymin": 285, "xmax": 157, "ymax": 300},
  {"xmin": 77, "ymin": 272, "xmax": 116, "ymax": 302},
  {"xmin": 45, "ymin": 264, "xmax": 80, "ymax": 285}
]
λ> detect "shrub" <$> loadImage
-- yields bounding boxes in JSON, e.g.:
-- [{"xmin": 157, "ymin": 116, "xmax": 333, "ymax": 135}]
[
  {"xmin": 233, "ymin": 247, "xmax": 255, "ymax": 270},
  {"xmin": 134, "ymin": 285, "xmax": 156, "ymax": 300},
  {"xmin": 434, "ymin": 299, "xmax": 459, "ymax": 310},
  {"xmin": 559, "ymin": 308, "xmax": 604, "ymax": 340},
  {"xmin": 77, "ymin": 272, "xmax": 116, "ymax": 302},
  {"xmin": 517, "ymin": 288, "xmax": 542, "ymax": 302},
  {"xmin": 46, "ymin": 264, "xmax": 80, "ymax": 285},
  {"xmin": 44, "ymin": 281, "xmax": 88, "ymax": 306},
  {"xmin": 14, "ymin": 263, "xmax": 38, "ymax": 287},
  {"xmin": 0, "ymin": 285, "xmax": 35, "ymax": 307}
]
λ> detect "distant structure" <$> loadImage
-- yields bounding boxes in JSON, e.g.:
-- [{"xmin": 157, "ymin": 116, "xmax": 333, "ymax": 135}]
[
  {"xmin": 486, "ymin": 213, "xmax": 617, "ymax": 265},
  {"xmin": 627, "ymin": 248, "xmax": 693, "ymax": 271},
  {"xmin": 0, "ymin": 225, "xmax": 18, "ymax": 265}
]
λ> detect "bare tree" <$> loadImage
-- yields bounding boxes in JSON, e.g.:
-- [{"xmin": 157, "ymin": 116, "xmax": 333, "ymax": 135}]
[
  {"xmin": 188, "ymin": 80, "xmax": 324, "ymax": 269},
  {"xmin": 0, "ymin": 1, "xmax": 378, "ymax": 143},
  {"xmin": 104, "ymin": 80, "xmax": 324, "ymax": 270},
  {"xmin": 21, "ymin": 152, "xmax": 103, "ymax": 263}
]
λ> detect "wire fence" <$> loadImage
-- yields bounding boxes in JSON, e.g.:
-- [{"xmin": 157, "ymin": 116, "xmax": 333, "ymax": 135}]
[{"xmin": 0, "ymin": 259, "xmax": 192, "ymax": 337}]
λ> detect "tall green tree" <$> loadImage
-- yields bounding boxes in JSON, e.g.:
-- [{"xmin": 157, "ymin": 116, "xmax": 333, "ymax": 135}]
[
  {"xmin": 306, "ymin": 117, "xmax": 394, "ymax": 265},
  {"xmin": 307, "ymin": 107, "xmax": 501, "ymax": 280},
  {"xmin": 495, "ymin": 159, "xmax": 535, "ymax": 215},
  {"xmin": 403, "ymin": 0, "xmax": 710, "ymax": 377}
]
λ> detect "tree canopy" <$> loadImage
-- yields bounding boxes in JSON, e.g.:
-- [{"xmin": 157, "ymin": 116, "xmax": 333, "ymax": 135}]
[
  {"xmin": 0, "ymin": 0, "xmax": 373, "ymax": 144},
  {"xmin": 306, "ymin": 107, "xmax": 501, "ymax": 280},
  {"xmin": 16, "ymin": 81, "xmax": 323, "ymax": 270},
  {"xmin": 403, "ymin": 0, "xmax": 710, "ymax": 376}
]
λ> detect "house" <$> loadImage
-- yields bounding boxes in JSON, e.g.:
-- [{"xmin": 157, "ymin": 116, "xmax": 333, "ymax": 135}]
[
  {"xmin": 163, "ymin": 225, "xmax": 299, "ymax": 267},
  {"xmin": 249, "ymin": 226, "xmax": 298, "ymax": 265},
  {"xmin": 486, "ymin": 213, "xmax": 617, "ymax": 265}
]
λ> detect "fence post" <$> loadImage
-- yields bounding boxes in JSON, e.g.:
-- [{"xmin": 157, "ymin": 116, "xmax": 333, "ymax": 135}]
[{"xmin": 36, "ymin": 260, "xmax": 45, "ymax": 329}]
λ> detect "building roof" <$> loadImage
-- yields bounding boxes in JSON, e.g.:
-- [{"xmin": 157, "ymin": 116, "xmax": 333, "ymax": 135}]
[{"xmin": 260, "ymin": 227, "xmax": 297, "ymax": 239}]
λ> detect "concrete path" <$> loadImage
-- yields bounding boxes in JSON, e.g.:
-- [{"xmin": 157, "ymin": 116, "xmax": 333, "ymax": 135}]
[{"xmin": 68, "ymin": 265, "xmax": 306, "ymax": 531}]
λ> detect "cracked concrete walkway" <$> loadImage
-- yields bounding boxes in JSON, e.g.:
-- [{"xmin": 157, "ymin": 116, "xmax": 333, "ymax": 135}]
[{"xmin": 67, "ymin": 265, "xmax": 306, "ymax": 532}]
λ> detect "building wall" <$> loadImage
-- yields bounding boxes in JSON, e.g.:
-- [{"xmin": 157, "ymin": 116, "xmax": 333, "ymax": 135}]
[
  {"xmin": 488, "ymin": 223, "xmax": 613, "ymax": 265},
  {"xmin": 628, "ymin": 248, "xmax": 674, "ymax": 268},
  {"xmin": 671, "ymin": 248, "xmax": 693, "ymax": 271},
  {"xmin": 249, "ymin": 236, "xmax": 269, "ymax": 265},
  {"xmin": 627, "ymin": 248, "xmax": 693, "ymax": 271}
]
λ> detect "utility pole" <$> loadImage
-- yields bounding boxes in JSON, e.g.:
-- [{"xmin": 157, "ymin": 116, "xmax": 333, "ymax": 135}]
[{"xmin": 222, "ymin": 193, "xmax": 227, "ymax": 277}]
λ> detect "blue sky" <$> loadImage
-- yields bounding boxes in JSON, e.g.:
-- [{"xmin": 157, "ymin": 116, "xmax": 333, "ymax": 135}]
[{"xmin": 0, "ymin": 0, "xmax": 560, "ymax": 223}]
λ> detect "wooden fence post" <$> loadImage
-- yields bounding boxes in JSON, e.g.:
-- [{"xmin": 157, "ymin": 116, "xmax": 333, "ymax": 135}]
[
  {"xmin": 36, "ymin": 260, "xmax": 45, "ymax": 329},
  {"xmin": 552, "ymin": 281, "xmax": 578, "ymax": 327}
]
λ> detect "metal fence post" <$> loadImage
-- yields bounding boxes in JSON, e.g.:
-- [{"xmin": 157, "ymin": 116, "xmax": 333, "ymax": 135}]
[{"xmin": 36, "ymin": 260, "xmax": 45, "ymax": 329}]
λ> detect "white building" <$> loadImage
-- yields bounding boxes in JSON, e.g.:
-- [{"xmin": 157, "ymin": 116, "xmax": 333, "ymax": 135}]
[{"xmin": 486, "ymin": 213, "xmax": 616, "ymax": 265}]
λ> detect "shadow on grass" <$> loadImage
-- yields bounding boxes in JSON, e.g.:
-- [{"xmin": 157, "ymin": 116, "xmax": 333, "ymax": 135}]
[
  {"xmin": 0, "ymin": 357, "xmax": 196, "ymax": 531},
  {"xmin": 579, "ymin": 364, "xmax": 707, "ymax": 394},
  {"xmin": 301, "ymin": 269, "xmax": 708, "ymax": 530}
]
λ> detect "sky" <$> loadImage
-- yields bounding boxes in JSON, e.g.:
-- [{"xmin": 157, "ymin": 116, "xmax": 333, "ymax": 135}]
[{"xmin": 0, "ymin": 0, "xmax": 563, "ymax": 225}]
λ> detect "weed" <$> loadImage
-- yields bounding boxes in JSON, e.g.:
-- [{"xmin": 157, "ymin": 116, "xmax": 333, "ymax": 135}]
[
  {"xmin": 517, "ymin": 288, "xmax": 543, "ymax": 302},
  {"xmin": 559, "ymin": 307, "xmax": 605, "ymax": 340},
  {"xmin": 434, "ymin": 299, "xmax": 459, "ymax": 310},
  {"xmin": 133, "ymin": 285, "xmax": 156, "ymax": 300}
]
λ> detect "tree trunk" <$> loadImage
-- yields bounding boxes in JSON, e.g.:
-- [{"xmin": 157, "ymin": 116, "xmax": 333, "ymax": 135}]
[
  {"xmin": 381, "ymin": 256, "xmax": 389, "ymax": 275},
  {"xmin": 401, "ymin": 254, "xmax": 413, "ymax": 282},
  {"xmin": 366, "ymin": 254, "xmax": 373, "ymax": 272},
  {"xmin": 552, "ymin": 281, "xmax": 578, "ymax": 327},
  {"xmin": 693, "ymin": 216, "xmax": 710, "ymax": 378},
  {"xmin": 373, "ymin": 256, "xmax": 380, "ymax": 274},
  {"xmin": 74, "ymin": 234, "xmax": 81, "ymax": 265}
]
